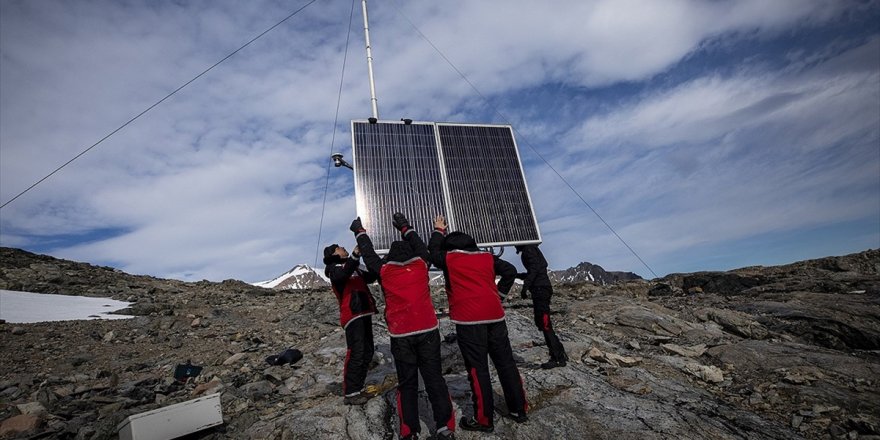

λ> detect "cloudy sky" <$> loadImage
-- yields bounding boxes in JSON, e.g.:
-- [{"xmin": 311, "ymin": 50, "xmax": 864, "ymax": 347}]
[{"xmin": 1, "ymin": 0, "xmax": 878, "ymax": 283}]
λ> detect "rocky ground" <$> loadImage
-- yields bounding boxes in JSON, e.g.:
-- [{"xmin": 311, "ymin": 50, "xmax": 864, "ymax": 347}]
[{"xmin": 0, "ymin": 247, "xmax": 878, "ymax": 439}]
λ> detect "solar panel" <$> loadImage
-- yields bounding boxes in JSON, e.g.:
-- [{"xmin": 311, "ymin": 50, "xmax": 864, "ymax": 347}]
[
  {"xmin": 351, "ymin": 120, "xmax": 541, "ymax": 252},
  {"xmin": 351, "ymin": 121, "xmax": 449, "ymax": 251},
  {"xmin": 437, "ymin": 123, "xmax": 540, "ymax": 246}
]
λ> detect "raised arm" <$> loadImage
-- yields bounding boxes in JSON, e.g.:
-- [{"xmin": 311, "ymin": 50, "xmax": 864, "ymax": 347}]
[
  {"xmin": 350, "ymin": 217, "xmax": 383, "ymax": 276},
  {"xmin": 356, "ymin": 246, "xmax": 379, "ymax": 284},
  {"xmin": 392, "ymin": 212, "xmax": 430, "ymax": 263},
  {"xmin": 327, "ymin": 254, "xmax": 361, "ymax": 287},
  {"xmin": 427, "ymin": 214, "xmax": 448, "ymax": 270}
]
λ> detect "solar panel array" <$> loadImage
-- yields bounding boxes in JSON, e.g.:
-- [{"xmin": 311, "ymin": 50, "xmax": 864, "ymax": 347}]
[{"xmin": 351, "ymin": 120, "xmax": 540, "ymax": 252}]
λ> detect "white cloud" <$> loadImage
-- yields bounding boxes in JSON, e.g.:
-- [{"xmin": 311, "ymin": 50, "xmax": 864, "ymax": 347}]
[
  {"xmin": 1, "ymin": 0, "xmax": 877, "ymax": 281},
  {"xmin": 533, "ymin": 37, "xmax": 880, "ymax": 275}
]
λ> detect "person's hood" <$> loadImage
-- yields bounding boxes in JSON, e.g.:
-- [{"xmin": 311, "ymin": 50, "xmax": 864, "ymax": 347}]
[
  {"xmin": 515, "ymin": 244, "xmax": 537, "ymax": 254},
  {"xmin": 442, "ymin": 231, "xmax": 479, "ymax": 252},
  {"xmin": 385, "ymin": 240, "xmax": 416, "ymax": 263}
]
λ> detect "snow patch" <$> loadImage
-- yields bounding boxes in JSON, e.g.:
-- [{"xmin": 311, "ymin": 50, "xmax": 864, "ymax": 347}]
[{"xmin": 0, "ymin": 290, "xmax": 133, "ymax": 323}]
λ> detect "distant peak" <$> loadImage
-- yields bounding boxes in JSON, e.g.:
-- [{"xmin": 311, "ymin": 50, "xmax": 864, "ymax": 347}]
[
  {"xmin": 253, "ymin": 263, "xmax": 329, "ymax": 290},
  {"xmin": 550, "ymin": 261, "xmax": 642, "ymax": 286}
]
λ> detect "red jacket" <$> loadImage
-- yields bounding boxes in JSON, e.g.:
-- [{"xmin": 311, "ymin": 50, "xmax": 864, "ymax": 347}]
[
  {"xmin": 326, "ymin": 259, "xmax": 378, "ymax": 328},
  {"xmin": 379, "ymin": 257, "xmax": 439, "ymax": 337},
  {"xmin": 445, "ymin": 250, "xmax": 506, "ymax": 324}
]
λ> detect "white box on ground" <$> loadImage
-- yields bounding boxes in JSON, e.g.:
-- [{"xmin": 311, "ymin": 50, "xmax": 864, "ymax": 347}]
[{"xmin": 117, "ymin": 392, "xmax": 223, "ymax": 440}]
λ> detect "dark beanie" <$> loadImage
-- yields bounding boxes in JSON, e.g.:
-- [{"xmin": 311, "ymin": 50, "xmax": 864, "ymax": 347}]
[
  {"xmin": 386, "ymin": 240, "xmax": 414, "ymax": 263},
  {"xmin": 323, "ymin": 244, "xmax": 340, "ymax": 265},
  {"xmin": 442, "ymin": 231, "xmax": 479, "ymax": 251}
]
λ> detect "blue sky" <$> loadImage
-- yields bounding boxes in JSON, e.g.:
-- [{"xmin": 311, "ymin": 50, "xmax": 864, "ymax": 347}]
[{"xmin": 1, "ymin": 0, "xmax": 878, "ymax": 282}]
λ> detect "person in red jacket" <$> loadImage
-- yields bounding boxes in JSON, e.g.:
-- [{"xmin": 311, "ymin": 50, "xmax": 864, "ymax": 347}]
[
  {"xmin": 323, "ymin": 242, "xmax": 378, "ymax": 406},
  {"xmin": 355, "ymin": 213, "xmax": 456, "ymax": 440},
  {"xmin": 428, "ymin": 214, "xmax": 528, "ymax": 432}
]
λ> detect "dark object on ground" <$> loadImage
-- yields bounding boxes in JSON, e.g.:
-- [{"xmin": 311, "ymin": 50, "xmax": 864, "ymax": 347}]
[
  {"xmin": 265, "ymin": 348, "xmax": 303, "ymax": 366},
  {"xmin": 540, "ymin": 358, "xmax": 567, "ymax": 369},
  {"xmin": 173, "ymin": 361, "xmax": 203, "ymax": 382}
]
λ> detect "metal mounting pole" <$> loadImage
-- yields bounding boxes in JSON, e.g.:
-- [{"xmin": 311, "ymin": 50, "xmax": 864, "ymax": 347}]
[{"xmin": 361, "ymin": 0, "xmax": 379, "ymax": 120}]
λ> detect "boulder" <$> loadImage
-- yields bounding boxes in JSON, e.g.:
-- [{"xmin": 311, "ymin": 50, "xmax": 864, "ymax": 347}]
[
  {"xmin": 15, "ymin": 401, "xmax": 46, "ymax": 416},
  {"xmin": 0, "ymin": 414, "xmax": 42, "ymax": 437},
  {"xmin": 697, "ymin": 308, "xmax": 769, "ymax": 339}
]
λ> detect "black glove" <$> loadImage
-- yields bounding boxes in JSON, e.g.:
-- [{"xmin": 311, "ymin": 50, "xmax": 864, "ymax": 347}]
[
  {"xmin": 520, "ymin": 285, "xmax": 531, "ymax": 299},
  {"xmin": 350, "ymin": 217, "xmax": 365, "ymax": 234},
  {"xmin": 392, "ymin": 212, "xmax": 411, "ymax": 232}
]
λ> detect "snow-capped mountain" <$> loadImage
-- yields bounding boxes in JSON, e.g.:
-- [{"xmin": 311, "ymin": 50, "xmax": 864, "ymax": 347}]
[
  {"xmin": 254, "ymin": 265, "xmax": 329, "ymax": 290},
  {"xmin": 550, "ymin": 262, "xmax": 642, "ymax": 285}
]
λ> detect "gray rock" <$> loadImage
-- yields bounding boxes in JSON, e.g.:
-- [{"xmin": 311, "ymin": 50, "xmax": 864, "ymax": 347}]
[
  {"xmin": 15, "ymin": 401, "xmax": 47, "ymax": 416},
  {"xmin": 697, "ymin": 308, "xmax": 769, "ymax": 340},
  {"xmin": 239, "ymin": 380, "xmax": 274, "ymax": 400},
  {"xmin": 222, "ymin": 352, "xmax": 247, "ymax": 365}
]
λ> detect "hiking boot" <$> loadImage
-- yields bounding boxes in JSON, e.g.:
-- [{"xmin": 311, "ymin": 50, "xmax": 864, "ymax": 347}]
[
  {"xmin": 400, "ymin": 433, "xmax": 419, "ymax": 440},
  {"xmin": 540, "ymin": 358, "xmax": 567, "ymax": 369},
  {"xmin": 343, "ymin": 390, "xmax": 372, "ymax": 405},
  {"xmin": 506, "ymin": 411, "xmax": 528, "ymax": 423},
  {"xmin": 433, "ymin": 428, "xmax": 455, "ymax": 439},
  {"xmin": 459, "ymin": 417, "xmax": 493, "ymax": 432}
]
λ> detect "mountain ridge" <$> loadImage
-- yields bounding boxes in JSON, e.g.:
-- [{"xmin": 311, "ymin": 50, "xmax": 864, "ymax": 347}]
[{"xmin": 255, "ymin": 259, "xmax": 642, "ymax": 290}]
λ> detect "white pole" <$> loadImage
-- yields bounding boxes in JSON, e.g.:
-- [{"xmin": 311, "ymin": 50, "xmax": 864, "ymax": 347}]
[{"xmin": 362, "ymin": 0, "xmax": 379, "ymax": 120}]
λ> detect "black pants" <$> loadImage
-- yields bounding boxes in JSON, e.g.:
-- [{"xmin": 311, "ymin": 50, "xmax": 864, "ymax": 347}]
[
  {"xmin": 344, "ymin": 315, "xmax": 374, "ymax": 396},
  {"xmin": 531, "ymin": 286, "xmax": 567, "ymax": 361},
  {"xmin": 390, "ymin": 329, "xmax": 455, "ymax": 438},
  {"xmin": 456, "ymin": 321, "xmax": 528, "ymax": 426}
]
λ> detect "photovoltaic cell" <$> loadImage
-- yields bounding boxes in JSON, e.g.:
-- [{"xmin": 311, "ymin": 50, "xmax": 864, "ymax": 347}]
[{"xmin": 351, "ymin": 120, "xmax": 540, "ymax": 252}]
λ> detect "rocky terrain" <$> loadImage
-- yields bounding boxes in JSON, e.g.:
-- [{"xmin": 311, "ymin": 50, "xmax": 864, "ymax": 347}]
[{"xmin": 0, "ymin": 246, "xmax": 878, "ymax": 439}]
